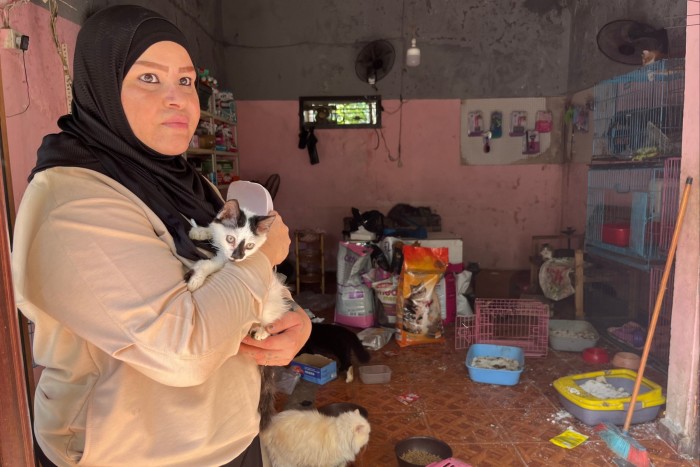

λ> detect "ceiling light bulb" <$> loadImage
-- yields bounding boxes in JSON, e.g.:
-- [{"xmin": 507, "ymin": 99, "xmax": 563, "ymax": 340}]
[{"xmin": 406, "ymin": 37, "xmax": 420, "ymax": 67}]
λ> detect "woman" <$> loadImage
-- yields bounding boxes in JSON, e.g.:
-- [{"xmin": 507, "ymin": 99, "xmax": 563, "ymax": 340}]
[{"xmin": 11, "ymin": 5, "xmax": 310, "ymax": 466}]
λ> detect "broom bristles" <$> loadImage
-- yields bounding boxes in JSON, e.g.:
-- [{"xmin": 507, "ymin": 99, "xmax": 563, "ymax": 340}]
[{"xmin": 594, "ymin": 422, "xmax": 650, "ymax": 467}]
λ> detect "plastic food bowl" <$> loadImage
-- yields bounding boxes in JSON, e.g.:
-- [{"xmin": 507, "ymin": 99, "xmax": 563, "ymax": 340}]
[
  {"xmin": 582, "ymin": 347, "xmax": 609, "ymax": 364},
  {"xmin": 359, "ymin": 365, "xmax": 391, "ymax": 384},
  {"xmin": 465, "ymin": 343, "xmax": 525, "ymax": 386},
  {"xmin": 612, "ymin": 352, "xmax": 641, "ymax": 370},
  {"xmin": 395, "ymin": 436, "xmax": 453, "ymax": 467},
  {"xmin": 317, "ymin": 402, "xmax": 369, "ymax": 420}
]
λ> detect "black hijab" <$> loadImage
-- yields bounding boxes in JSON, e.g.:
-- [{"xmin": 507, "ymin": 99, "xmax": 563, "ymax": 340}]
[{"xmin": 32, "ymin": 5, "xmax": 222, "ymax": 260}]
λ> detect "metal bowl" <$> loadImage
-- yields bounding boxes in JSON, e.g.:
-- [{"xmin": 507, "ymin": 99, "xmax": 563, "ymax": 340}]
[
  {"xmin": 316, "ymin": 402, "xmax": 369, "ymax": 420},
  {"xmin": 395, "ymin": 436, "xmax": 452, "ymax": 467}
]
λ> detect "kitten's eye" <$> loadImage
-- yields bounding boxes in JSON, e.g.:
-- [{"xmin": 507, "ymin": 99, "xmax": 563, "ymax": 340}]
[
  {"xmin": 139, "ymin": 73, "xmax": 159, "ymax": 84},
  {"xmin": 245, "ymin": 243, "xmax": 255, "ymax": 250},
  {"xmin": 226, "ymin": 235, "xmax": 235, "ymax": 244},
  {"xmin": 180, "ymin": 76, "xmax": 193, "ymax": 86}
]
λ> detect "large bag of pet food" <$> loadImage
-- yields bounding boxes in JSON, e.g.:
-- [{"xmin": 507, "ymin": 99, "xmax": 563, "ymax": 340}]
[
  {"xmin": 335, "ymin": 242, "xmax": 375, "ymax": 328},
  {"xmin": 395, "ymin": 245, "xmax": 448, "ymax": 347}
]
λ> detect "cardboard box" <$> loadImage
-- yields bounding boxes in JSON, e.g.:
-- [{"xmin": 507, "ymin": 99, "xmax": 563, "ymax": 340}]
[{"xmin": 289, "ymin": 353, "xmax": 337, "ymax": 385}]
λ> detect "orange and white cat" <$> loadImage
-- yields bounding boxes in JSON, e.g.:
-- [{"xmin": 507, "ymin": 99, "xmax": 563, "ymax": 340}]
[{"xmin": 642, "ymin": 49, "xmax": 666, "ymax": 66}]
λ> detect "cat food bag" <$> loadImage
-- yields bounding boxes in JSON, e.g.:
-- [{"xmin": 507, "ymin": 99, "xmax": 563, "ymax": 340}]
[
  {"xmin": 370, "ymin": 275, "xmax": 399, "ymax": 326},
  {"xmin": 395, "ymin": 245, "xmax": 448, "ymax": 347},
  {"xmin": 335, "ymin": 284, "xmax": 375, "ymax": 328},
  {"xmin": 336, "ymin": 242, "xmax": 373, "ymax": 286},
  {"xmin": 335, "ymin": 242, "xmax": 375, "ymax": 328}
]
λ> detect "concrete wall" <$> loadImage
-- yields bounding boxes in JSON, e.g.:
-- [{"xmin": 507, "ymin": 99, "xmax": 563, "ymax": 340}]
[
  {"xmin": 222, "ymin": 0, "xmax": 572, "ymax": 99},
  {"xmin": 567, "ymin": 0, "xmax": 688, "ymax": 93},
  {"xmin": 29, "ymin": 0, "xmax": 227, "ymax": 84}
]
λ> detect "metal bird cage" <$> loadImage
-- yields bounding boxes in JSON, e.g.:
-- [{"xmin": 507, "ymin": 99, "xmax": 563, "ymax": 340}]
[
  {"xmin": 585, "ymin": 157, "xmax": 681, "ymax": 269},
  {"xmin": 592, "ymin": 58, "xmax": 684, "ymax": 161}
]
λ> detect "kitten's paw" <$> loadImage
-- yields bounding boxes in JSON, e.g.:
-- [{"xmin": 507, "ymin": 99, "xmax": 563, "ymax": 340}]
[
  {"xmin": 189, "ymin": 226, "xmax": 210, "ymax": 241},
  {"xmin": 345, "ymin": 366, "xmax": 354, "ymax": 383},
  {"xmin": 251, "ymin": 328, "xmax": 270, "ymax": 340},
  {"xmin": 187, "ymin": 273, "xmax": 205, "ymax": 291}
]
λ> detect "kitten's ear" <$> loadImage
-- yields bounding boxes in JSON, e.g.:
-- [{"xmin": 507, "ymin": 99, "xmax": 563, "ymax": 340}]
[
  {"xmin": 255, "ymin": 215, "xmax": 277, "ymax": 234},
  {"xmin": 219, "ymin": 199, "xmax": 241, "ymax": 221}
]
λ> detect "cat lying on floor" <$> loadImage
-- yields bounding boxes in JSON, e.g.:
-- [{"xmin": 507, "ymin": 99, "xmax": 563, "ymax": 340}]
[
  {"xmin": 261, "ymin": 408, "xmax": 370, "ymax": 467},
  {"xmin": 298, "ymin": 323, "xmax": 371, "ymax": 382}
]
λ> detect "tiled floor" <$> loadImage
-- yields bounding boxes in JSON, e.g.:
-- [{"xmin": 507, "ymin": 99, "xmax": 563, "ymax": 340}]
[{"xmin": 282, "ymin": 291, "xmax": 698, "ymax": 467}]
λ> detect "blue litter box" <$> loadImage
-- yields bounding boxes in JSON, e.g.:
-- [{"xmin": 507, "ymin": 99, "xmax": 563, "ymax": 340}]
[{"xmin": 465, "ymin": 343, "xmax": 524, "ymax": 386}]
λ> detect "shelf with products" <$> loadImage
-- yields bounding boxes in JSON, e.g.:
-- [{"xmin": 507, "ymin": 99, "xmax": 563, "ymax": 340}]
[{"xmin": 185, "ymin": 105, "xmax": 240, "ymax": 194}]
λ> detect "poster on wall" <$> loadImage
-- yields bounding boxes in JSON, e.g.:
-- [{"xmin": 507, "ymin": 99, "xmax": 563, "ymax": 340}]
[{"xmin": 460, "ymin": 97, "xmax": 563, "ymax": 166}]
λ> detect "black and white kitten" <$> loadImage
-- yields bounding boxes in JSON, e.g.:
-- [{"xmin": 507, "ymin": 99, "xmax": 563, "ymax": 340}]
[
  {"xmin": 185, "ymin": 198, "xmax": 293, "ymax": 428},
  {"xmin": 299, "ymin": 323, "xmax": 371, "ymax": 383}
]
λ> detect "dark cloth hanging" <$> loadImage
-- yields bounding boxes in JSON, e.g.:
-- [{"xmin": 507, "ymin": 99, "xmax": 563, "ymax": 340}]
[
  {"xmin": 298, "ymin": 126, "xmax": 319, "ymax": 165},
  {"xmin": 30, "ymin": 5, "xmax": 222, "ymax": 261}
]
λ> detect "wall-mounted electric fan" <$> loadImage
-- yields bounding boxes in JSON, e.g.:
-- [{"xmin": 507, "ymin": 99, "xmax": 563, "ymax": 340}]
[
  {"xmin": 596, "ymin": 20, "xmax": 668, "ymax": 65},
  {"xmin": 355, "ymin": 39, "xmax": 395, "ymax": 85}
]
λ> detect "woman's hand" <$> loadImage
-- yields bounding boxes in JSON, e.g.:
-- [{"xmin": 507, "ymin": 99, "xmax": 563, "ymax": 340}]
[
  {"xmin": 258, "ymin": 211, "xmax": 290, "ymax": 267},
  {"xmin": 239, "ymin": 306, "xmax": 311, "ymax": 366}
]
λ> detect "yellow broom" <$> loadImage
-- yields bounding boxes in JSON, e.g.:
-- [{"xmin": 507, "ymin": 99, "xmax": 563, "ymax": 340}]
[{"xmin": 595, "ymin": 176, "xmax": 693, "ymax": 467}]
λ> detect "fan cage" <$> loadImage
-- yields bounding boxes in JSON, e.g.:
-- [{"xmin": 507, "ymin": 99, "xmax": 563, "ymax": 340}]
[
  {"xmin": 592, "ymin": 58, "xmax": 685, "ymax": 161},
  {"xmin": 355, "ymin": 40, "xmax": 395, "ymax": 84},
  {"xmin": 456, "ymin": 299, "xmax": 549, "ymax": 357}
]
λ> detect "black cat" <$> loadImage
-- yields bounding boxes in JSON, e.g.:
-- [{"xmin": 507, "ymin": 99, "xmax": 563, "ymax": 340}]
[{"xmin": 299, "ymin": 323, "xmax": 371, "ymax": 382}]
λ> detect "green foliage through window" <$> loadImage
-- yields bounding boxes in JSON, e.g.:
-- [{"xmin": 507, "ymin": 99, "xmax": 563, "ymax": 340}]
[{"xmin": 299, "ymin": 96, "xmax": 381, "ymax": 129}]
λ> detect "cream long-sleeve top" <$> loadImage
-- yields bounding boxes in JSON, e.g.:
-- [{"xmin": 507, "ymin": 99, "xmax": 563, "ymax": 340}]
[{"xmin": 12, "ymin": 167, "xmax": 272, "ymax": 466}]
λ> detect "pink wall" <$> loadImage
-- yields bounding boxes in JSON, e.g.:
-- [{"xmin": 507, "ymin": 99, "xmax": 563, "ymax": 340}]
[
  {"xmin": 661, "ymin": 0, "xmax": 700, "ymax": 456},
  {"xmin": 237, "ymin": 99, "xmax": 588, "ymax": 270},
  {"xmin": 1, "ymin": 3, "xmax": 79, "ymax": 217}
]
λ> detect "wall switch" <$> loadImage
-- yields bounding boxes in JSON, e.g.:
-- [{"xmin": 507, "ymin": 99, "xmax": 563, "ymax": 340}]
[{"xmin": 0, "ymin": 28, "xmax": 19, "ymax": 49}]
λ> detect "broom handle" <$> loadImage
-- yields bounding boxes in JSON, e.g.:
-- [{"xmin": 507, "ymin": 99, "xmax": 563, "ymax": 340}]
[{"xmin": 623, "ymin": 177, "xmax": 693, "ymax": 432}]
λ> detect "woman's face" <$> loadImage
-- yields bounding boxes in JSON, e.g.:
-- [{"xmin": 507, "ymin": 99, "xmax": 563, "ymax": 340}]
[{"xmin": 121, "ymin": 41, "xmax": 200, "ymax": 155}]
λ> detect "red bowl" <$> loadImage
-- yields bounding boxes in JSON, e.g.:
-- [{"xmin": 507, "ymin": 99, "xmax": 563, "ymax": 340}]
[{"xmin": 582, "ymin": 347, "xmax": 610, "ymax": 364}]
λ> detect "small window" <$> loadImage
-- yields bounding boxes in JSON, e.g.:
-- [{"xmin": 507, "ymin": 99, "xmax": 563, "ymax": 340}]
[{"xmin": 299, "ymin": 96, "xmax": 381, "ymax": 129}]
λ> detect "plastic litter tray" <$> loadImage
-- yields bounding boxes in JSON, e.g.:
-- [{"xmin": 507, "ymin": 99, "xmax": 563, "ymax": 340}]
[
  {"xmin": 465, "ymin": 344, "xmax": 524, "ymax": 386},
  {"xmin": 549, "ymin": 319, "xmax": 599, "ymax": 352},
  {"xmin": 359, "ymin": 365, "xmax": 391, "ymax": 384},
  {"xmin": 553, "ymin": 369, "xmax": 666, "ymax": 426}
]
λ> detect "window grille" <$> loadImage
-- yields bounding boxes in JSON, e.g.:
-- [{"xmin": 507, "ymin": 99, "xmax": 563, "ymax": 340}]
[{"xmin": 299, "ymin": 96, "xmax": 381, "ymax": 129}]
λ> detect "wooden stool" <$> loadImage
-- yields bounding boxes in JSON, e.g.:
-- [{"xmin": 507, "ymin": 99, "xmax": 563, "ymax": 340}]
[{"xmin": 294, "ymin": 230, "xmax": 325, "ymax": 295}]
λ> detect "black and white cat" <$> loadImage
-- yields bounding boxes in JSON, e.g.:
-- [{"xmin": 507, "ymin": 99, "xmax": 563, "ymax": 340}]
[
  {"xmin": 185, "ymin": 198, "xmax": 293, "ymax": 428},
  {"xmin": 299, "ymin": 323, "xmax": 371, "ymax": 383},
  {"xmin": 402, "ymin": 282, "xmax": 441, "ymax": 336}
]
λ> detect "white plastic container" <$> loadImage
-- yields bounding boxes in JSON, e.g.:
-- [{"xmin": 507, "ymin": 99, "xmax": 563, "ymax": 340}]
[
  {"xmin": 549, "ymin": 319, "xmax": 600, "ymax": 352},
  {"xmin": 359, "ymin": 365, "xmax": 392, "ymax": 384}
]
